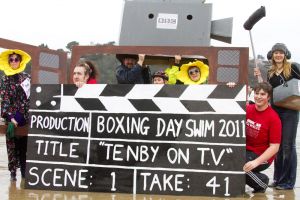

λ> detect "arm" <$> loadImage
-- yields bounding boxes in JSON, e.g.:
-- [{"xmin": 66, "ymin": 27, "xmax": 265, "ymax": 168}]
[
  {"xmin": 0, "ymin": 78, "xmax": 12, "ymax": 120},
  {"xmin": 174, "ymin": 55, "xmax": 181, "ymax": 65},
  {"xmin": 0, "ymin": 79, "xmax": 19, "ymax": 127},
  {"xmin": 291, "ymin": 63, "xmax": 300, "ymax": 79},
  {"xmin": 243, "ymin": 143, "xmax": 280, "ymax": 172},
  {"xmin": 226, "ymin": 82, "xmax": 236, "ymax": 88},
  {"xmin": 137, "ymin": 54, "xmax": 145, "ymax": 67},
  {"xmin": 254, "ymin": 67, "xmax": 264, "ymax": 83}
]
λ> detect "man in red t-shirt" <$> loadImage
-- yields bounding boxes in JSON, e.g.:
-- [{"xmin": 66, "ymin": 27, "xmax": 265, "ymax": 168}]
[{"xmin": 244, "ymin": 82, "xmax": 282, "ymax": 193}]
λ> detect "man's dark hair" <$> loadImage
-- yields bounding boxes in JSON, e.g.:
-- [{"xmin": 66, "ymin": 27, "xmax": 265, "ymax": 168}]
[
  {"xmin": 9, "ymin": 53, "xmax": 22, "ymax": 62},
  {"xmin": 253, "ymin": 82, "xmax": 273, "ymax": 97}
]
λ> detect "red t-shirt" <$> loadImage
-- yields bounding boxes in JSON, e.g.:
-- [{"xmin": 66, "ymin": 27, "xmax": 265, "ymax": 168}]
[
  {"xmin": 246, "ymin": 104, "xmax": 281, "ymax": 164},
  {"xmin": 87, "ymin": 78, "xmax": 97, "ymax": 84}
]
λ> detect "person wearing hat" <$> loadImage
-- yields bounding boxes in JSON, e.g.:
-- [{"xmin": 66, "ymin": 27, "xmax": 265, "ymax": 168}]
[
  {"xmin": 152, "ymin": 70, "xmax": 168, "ymax": 84},
  {"xmin": 115, "ymin": 54, "xmax": 151, "ymax": 84},
  {"xmin": 176, "ymin": 60, "xmax": 209, "ymax": 85},
  {"xmin": 254, "ymin": 43, "xmax": 300, "ymax": 190},
  {"xmin": 0, "ymin": 49, "xmax": 31, "ymax": 181}
]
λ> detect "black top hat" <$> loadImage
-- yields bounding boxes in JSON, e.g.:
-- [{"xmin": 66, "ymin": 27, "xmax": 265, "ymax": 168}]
[{"xmin": 116, "ymin": 54, "xmax": 138, "ymax": 63}]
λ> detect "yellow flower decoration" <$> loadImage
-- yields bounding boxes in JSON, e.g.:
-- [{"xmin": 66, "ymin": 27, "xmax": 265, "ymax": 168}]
[
  {"xmin": 176, "ymin": 60, "xmax": 209, "ymax": 85},
  {"xmin": 165, "ymin": 65, "xmax": 179, "ymax": 85},
  {"xmin": 0, "ymin": 49, "xmax": 31, "ymax": 76},
  {"xmin": 0, "ymin": 56, "xmax": 4, "ymax": 71}
]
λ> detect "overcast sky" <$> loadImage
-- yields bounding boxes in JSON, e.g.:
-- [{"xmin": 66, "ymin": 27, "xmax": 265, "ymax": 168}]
[{"xmin": 1, "ymin": 0, "xmax": 299, "ymax": 61}]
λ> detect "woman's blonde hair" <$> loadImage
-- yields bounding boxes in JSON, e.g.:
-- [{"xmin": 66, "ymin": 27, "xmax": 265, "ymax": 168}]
[{"xmin": 268, "ymin": 57, "xmax": 292, "ymax": 79}]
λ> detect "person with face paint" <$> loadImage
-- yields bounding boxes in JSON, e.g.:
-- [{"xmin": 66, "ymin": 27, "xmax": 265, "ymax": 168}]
[
  {"xmin": 176, "ymin": 60, "xmax": 209, "ymax": 85},
  {"xmin": 0, "ymin": 49, "xmax": 31, "ymax": 181}
]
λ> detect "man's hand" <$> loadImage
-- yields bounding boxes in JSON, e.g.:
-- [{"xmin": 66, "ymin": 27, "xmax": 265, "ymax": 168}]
[
  {"xmin": 226, "ymin": 82, "xmax": 236, "ymax": 88},
  {"xmin": 11, "ymin": 118, "xmax": 18, "ymax": 127},
  {"xmin": 138, "ymin": 54, "xmax": 146, "ymax": 66},
  {"xmin": 243, "ymin": 160, "xmax": 260, "ymax": 172},
  {"xmin": 254, "ymin": 67, "xmax": 264, "ymax": 83},
  {"xmin": 175, "ymin": 55, "xmax": 181, "ymax": 64}
]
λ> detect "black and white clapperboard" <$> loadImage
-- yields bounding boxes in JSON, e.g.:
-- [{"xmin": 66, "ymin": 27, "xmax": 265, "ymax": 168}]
[{"xmin": 26, "ymin": 84, "xmax": 246, "ymax": 197}]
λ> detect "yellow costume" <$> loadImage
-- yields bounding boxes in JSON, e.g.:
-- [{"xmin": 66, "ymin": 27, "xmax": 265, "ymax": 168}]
[
  {"xmin": 0, "ymin": 49, "xmax": 31, "ymax": 76},
  {"xmin": 176, "ymin": 60, "xmax": 209, "ymax": 84},
  {"xmin": 165, "ymin": 65, "xmax": 179, "ymax": 84}
]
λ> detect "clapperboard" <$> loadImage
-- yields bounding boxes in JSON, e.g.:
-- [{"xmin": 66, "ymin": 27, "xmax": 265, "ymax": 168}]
[{"xmin": 26, "ymin": 84, "xmax": 246, "ymax": 197}]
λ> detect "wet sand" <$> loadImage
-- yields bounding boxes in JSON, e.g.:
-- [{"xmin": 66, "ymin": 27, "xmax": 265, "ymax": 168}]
[{"xmin": 1, "ymin": 127, "xmax": 299, "ymax": 200}]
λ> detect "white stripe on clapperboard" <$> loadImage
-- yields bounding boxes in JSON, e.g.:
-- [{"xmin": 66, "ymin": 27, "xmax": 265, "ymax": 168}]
[
  {"xmin": 26, "ymin": 160, "xmax": 245, "ymax": 175},
  {"xmin": 35, "ymin": 84, "xmax": 247, "ymax": 114},
  {"xmin": 28, "ymin": 134, "xmax": 245, "ymax": 147}
]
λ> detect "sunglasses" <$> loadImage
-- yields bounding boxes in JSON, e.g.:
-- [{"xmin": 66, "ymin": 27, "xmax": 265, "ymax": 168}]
[
  {"xmin": 9, "ymin": 57, "xmax": 20, "ymax": 63},
  {"xmin": 188, "ymin": 69, "xmax": 200, "ymax": 75}
]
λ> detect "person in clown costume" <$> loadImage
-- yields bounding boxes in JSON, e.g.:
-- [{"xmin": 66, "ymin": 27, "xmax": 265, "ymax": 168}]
[
  {"xmin": 0, "ymin": 49, "xmax": 31, "ymax": 181},
  {"xmin": 176, "ymin": 60, "xmax": 209, "ymax": 84}
]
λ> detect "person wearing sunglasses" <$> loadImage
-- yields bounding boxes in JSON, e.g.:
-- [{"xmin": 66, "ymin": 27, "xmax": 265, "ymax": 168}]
[
  {"xmin": 176, "ymin": 60, "xmax": 209, "ymax": 84},
  {"xmin": 0, "ymin": 49, "xmax": 31, "ymax": 181},
  {"xmin": 254, "ymin": 43, "xmax": 300, "ymax": 190}
]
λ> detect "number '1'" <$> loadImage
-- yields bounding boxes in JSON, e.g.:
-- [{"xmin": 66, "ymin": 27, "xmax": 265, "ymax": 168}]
[{"xmin": 111, "ymin": 172, "xmax": 116, "ymax": 191}]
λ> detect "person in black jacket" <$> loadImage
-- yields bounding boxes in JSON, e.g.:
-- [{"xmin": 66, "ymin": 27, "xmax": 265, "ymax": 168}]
[
  {"xmin": 115, "ymin": 54, "xmax": 151, "ymax": 84},
  {"xmin": 254, "ymin": 43, "xmax": 300, "ymax": 190}
]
